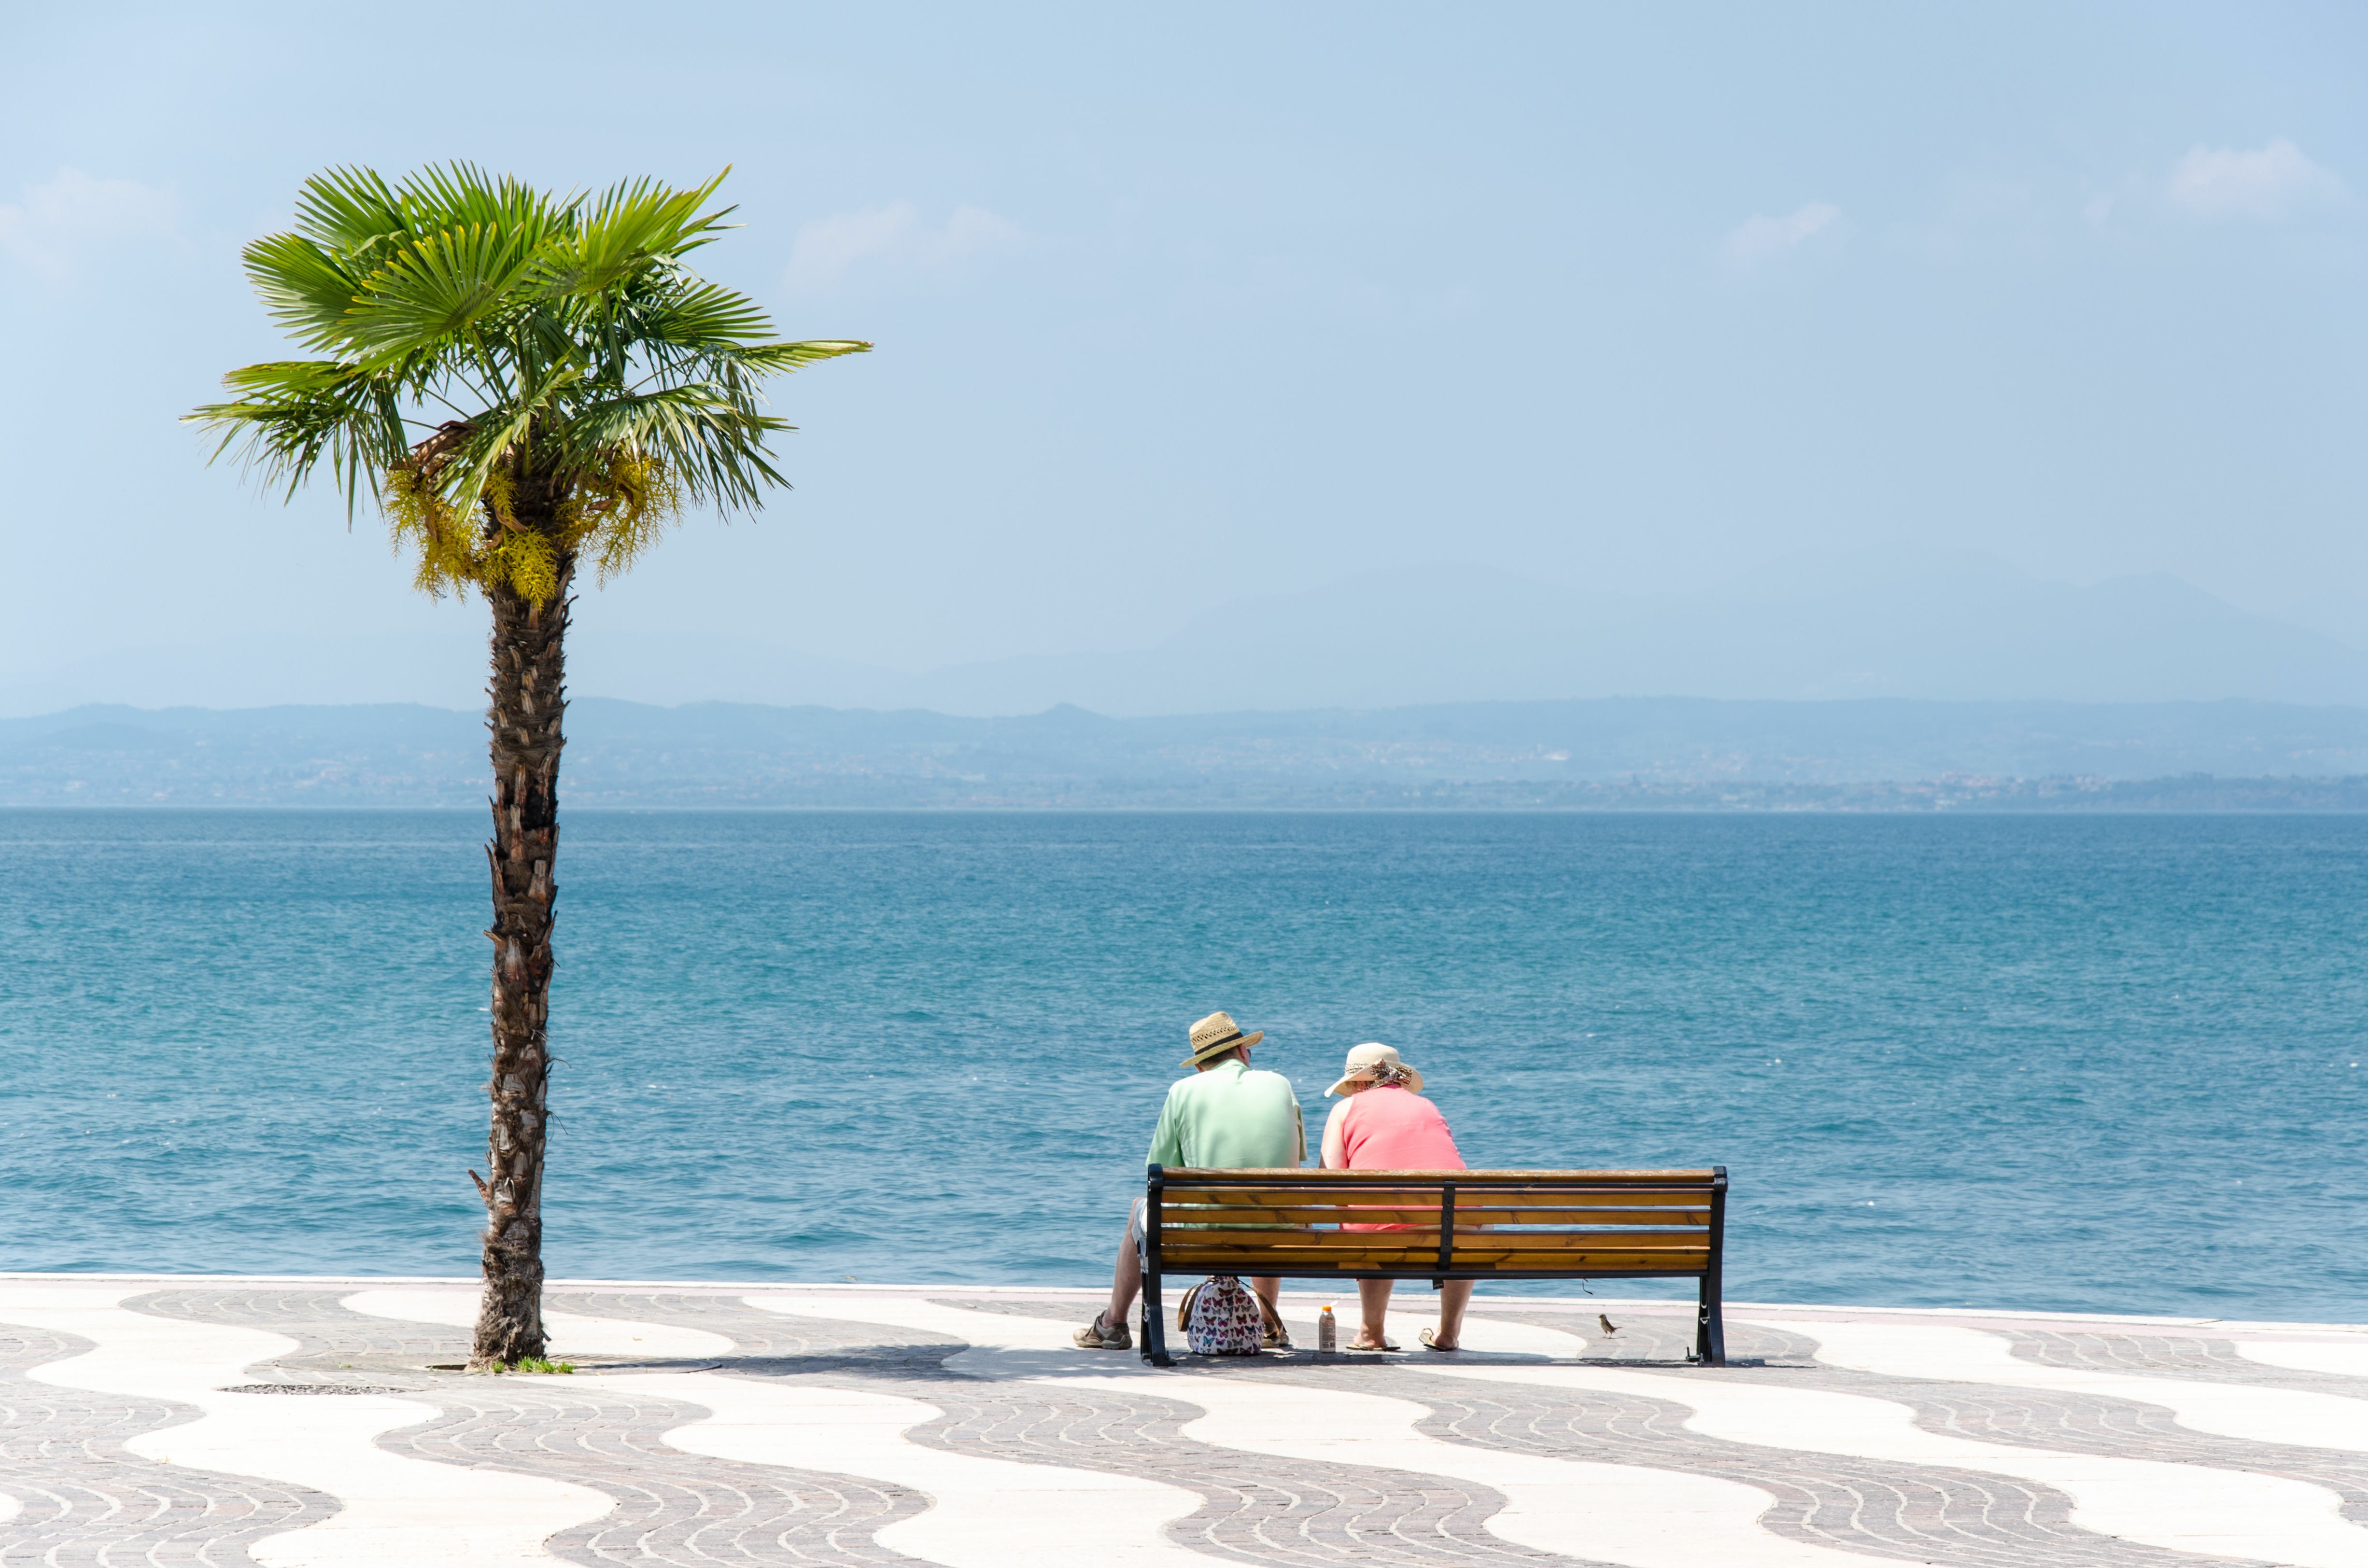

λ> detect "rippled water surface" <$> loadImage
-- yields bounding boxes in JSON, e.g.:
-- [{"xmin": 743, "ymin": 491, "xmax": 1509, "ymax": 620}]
[{"xmin": 3, "ymin": 809, "xmax": 2363, "ymax": 1319}]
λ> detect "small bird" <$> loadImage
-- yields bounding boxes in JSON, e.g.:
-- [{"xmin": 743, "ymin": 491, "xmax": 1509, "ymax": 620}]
[{"xmin": 1598, "ymin": 1314, "xmax": 1619, "ymax": 1337}]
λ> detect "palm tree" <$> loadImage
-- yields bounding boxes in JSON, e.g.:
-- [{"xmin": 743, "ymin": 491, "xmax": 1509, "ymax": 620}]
[{"xmin": 189, "ymin": 164, "xmax": 867, "ymax": 1368}]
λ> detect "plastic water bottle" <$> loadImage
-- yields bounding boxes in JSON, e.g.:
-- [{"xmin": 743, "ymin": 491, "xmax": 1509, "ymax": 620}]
[{"xmin": 1317, "ymin": 1302, "xmax": 1338, "ymax": 1353}]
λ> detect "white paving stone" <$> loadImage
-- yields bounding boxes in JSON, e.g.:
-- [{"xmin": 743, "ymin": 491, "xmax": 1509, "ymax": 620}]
[
  {"xmin": 351, "ymin": 1289, "xmax": 1212, "ymax": 1568},
  {"xmin": 775, "ymin": 1294, "xmax": 1879, "ymax": 1568},
  {"xmin": 1775, "ymin": 1316, "xmax": 2368, "ymax": 1454},
  {"xmin": 341, "ymin": 1287, "xmax": 734, "ymax": 1360},
  {"xmin": 2236, "ymin": 1336, "xmax": 2368, "ymax": 1381},
  {"xmin": 0, "ymin": 1283, "xmax": 610, "ymax": 1568},
  {"xmin": 616, "ymin": 1369, "xmax": 1210, "ymax": 1568},
  {"xmin": 1407, "ymin": 1341, "xmax": 2368, "ymax": 1568}
]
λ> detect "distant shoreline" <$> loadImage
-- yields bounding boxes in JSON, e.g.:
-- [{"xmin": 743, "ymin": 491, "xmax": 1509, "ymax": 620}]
[
  {"xmin": 4, "ymin": 781, "xmax": 2368, "ymax": 812},
  {"xmin": 9, "ymin": 696, "xmax": 2368, "ymax": 810}
]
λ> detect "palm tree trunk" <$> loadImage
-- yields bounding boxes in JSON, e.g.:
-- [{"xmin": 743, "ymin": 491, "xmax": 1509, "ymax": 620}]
[{"xmin": 469, "ymin": 559, "xmax": 573, "ymax": 1369}]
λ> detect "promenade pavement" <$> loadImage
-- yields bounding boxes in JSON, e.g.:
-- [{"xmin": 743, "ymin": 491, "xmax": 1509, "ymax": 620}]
[{"xmin": 2, "ymin": 1276, "xmax": 2365, "ymax": 1567}]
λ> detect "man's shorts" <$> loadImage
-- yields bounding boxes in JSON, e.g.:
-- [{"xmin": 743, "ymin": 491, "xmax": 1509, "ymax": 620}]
[{"xmin": 1127, "ymin": 1195, "xmax": 1149, "ymax": 1249}]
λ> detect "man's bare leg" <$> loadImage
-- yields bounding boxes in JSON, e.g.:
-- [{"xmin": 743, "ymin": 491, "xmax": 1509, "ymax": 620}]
[
  {"xmin": 1103, "ymin": 1220, "xmax": 1142, "ymax": 1329},
  {"xmin": 1354, "ymin": 1278, "xmax": 1395, "ymax": 1347}
]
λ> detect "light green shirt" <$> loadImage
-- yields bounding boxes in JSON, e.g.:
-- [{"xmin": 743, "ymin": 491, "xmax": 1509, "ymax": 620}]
[{"xmin": 1145, "ymin": 1059, "xmax": 1306, "ymax": 1170}]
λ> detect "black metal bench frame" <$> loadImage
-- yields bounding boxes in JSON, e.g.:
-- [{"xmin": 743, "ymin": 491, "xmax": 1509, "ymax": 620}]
[{"xmin": 1136, "ymin": 1163, "xmax": 1727, "ymax": 1367}]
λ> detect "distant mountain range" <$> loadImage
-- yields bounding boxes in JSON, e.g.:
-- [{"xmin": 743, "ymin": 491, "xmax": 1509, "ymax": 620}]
[
  {"xmin": 6, "ymin": 696, "xmax": 2368, "ymax": 809},
  {"xmin": 5, "ymin": 551, "xmax": 2365, "ymax": 717},
  {"xmin": 794, "ymin": 555, "xmax": 2368, "ymax": 716}
]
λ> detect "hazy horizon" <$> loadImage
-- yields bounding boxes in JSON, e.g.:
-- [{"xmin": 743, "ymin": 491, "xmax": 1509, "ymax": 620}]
[
  {"xmin": 13, "ymin": 692, "xmax": 2368, "ymax": 808},
  {"xmin": 8, "ymin": 546, "xmax": 2367, "ymax": 718}
]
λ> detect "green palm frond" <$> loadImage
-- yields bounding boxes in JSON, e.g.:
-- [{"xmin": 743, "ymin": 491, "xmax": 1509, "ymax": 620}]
[
  {"xmin": 242, "ymin": 233, "xmax": 368, "ymax": 352},
  {"xmin": 728, "ymin": 339, "xmax": 874, "ymax": 373},
  {"xmin": 538, "ymin": 170, "xmax": 731, "ymax": 297},
  {"xmin": 189, "ymin": 163, "xmax": 869, "ymax": 603},
  {"xmin": 289, "ymin": 165, "xmax": 410, "ymax": 256},
  {"xmin": 190, "ymin": 358, "xmax": 401, "ymax": 508},
  {"xmin": 340, "ymin": 220, "xmax": 547, "ymax": 361},
  {"xmin": 559, "ymin": 381, "xmax": 788, "ymax": 507},
  {"xmin": 628, "ymin": 278, "xmax": 777, "ymax": 350}
]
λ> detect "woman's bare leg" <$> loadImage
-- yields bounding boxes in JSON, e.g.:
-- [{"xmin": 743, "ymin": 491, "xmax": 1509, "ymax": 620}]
[
  {"xmin": 1355, "ymin": 1278, "xmax": 1394, "ymax": 1346},
  {"xmin": 1429, "ymin": 1279, "xmax": 1475, "ymax": 1348}
]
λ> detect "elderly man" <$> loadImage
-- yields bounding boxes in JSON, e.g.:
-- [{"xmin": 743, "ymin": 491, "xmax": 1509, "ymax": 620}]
[{"xmin": 1073, "ymin": 1009, "xmax": 1305, "ymax": 1350}]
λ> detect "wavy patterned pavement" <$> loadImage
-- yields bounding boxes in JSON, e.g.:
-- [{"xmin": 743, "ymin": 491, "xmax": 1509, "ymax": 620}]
[
  {"xmin": 0, "ymin": 1283, "xmax": 608, "ymax": 1567},
  {"xmin": 577, "ymin": 1288, "xmax": 1597, "ymax": 1568},
  {"xmin": 0, "ymin": 1293, "xmax": 330, "ymax": 1567},
  {"xmin": 3, "ymin": 1277, "xmax": 2365, "ymax": 1567},
  {"xmin": 756, "ymin": 1292, "xmax": 1878, "ymax": 1568},
  {"xmin": 163, "ymin": 1287, "xmax": 932, "ymax": 1567},
  {"xmin": 1214, "ymin": 1305, "xmax": 2224, "ymax": 1568},
  {"xmin": 2006, "ymin": 1327, "xmax": 2368, "ymax": 1392},
  {"xmin": 1779, "ymin": 1317, "xmax": 2368, "ymax": 1458},
  {"xmin": 1754, "ymin": 1316, "xmax": 2368, "ymax": 1545}
]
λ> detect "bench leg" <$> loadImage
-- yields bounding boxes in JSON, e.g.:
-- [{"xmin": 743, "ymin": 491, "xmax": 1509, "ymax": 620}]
[
  {"xmin": 1696, "ymin": 1272, "xmax": 1726, "ymax": 1367},
  {"xmin": 1140, "ymin": 1268, "xmax": 1173, "ymax": 1367}
]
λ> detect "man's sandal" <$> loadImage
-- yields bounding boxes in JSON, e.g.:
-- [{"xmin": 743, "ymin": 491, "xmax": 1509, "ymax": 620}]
[
  {"xmin": 1419, "ymin": 1328, "xmax": 1460, "ymax": 1352},
  {"xmin": 1345, "ymin": 1335, "xmax": 1400, "ymax": 1352}
]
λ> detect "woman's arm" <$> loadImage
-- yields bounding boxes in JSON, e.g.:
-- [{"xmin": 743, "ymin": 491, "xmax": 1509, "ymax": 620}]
[{"xmin": 1320, "ymin": 1099, "xmax": 1350, "ymax": 1169}]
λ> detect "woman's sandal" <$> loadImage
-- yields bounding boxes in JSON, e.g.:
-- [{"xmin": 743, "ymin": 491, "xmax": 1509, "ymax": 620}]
[{"xmin": 1419, "ymin": 1328, "xmax": 1459, "ymax": 1352}]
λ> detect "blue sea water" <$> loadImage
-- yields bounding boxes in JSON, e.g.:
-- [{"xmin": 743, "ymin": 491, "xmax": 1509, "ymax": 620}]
[{"xmin": 2, "ymin": 809, "xmax": 2363, "ymax": 1321}]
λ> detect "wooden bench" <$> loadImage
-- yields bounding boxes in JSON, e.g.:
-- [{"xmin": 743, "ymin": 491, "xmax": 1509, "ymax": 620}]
[{"xmin": 1138, "ymin": 1164, "xmax": 1728, "ymax": 1366}]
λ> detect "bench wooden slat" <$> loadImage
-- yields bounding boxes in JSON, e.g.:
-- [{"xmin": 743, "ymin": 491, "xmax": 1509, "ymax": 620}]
[
  {"xmin": 1162, "ymin": 1228, "xmax": 1709, "ymax": 1252},
  {"xmin": 1160, "ymin": 1249, "xmax": 1712, "ymax": 1273},
  {"xmin": 1453, "ymin": 1209, "xmax": 1711, "ymax": 1225},
  {"xmin": 1170, "ymin": 1184, "xmax": 1724, "ymax": 1198},
  {"xmin": 1164, "ymin": 1167, "xmax": 1718, "ymax": 1182},
  {"xmin": 1163, "ymin": 1188, "xmax": 1714, "ymax": 1213},
  {"xmin": 1158, "ymin": 1222, "xmax": 1708, "ymax": 1240},
  {"xmin": 1160, "ymin": 1209, "xmax": 1441, "ymax": 1225},
  {"xmin": 1159, "ymin": 1205, "xmax": 1710, "ymax": 1226},
  {"xmin": 1169, "ymin": 1185, "xmax": 1457, "ymax": 1202},
  {"xmin": 1166, "ymin": 1178, "xmax": 1715, "ymax": 1194}
]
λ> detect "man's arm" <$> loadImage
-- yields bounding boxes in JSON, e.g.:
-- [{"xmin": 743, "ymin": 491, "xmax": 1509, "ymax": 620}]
[{"xmin": 1146, "ymin": 1085, "xmax": 1184, "ymax": 1168}]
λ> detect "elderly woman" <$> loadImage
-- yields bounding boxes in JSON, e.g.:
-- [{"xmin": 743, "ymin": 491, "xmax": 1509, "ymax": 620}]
[{"xmin": 1320, "ymin": 1042, "xmax": 1472, "ymax": 1352}]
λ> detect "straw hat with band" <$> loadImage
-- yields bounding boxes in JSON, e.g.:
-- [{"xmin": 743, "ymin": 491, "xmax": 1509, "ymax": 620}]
[
  {"xmin": 1325, "ymin": 1041, "xmax": 1424, "ymax": 1097},
  {"xmin": 1182, "ymin": 1010, "xmax": 1264, "ymax": 1067}
]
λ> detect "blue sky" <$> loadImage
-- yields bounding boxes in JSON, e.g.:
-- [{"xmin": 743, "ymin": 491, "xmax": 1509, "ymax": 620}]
[{"xmin": 1, "ymin": 2, "xmax": 2361, "ymax": 703}]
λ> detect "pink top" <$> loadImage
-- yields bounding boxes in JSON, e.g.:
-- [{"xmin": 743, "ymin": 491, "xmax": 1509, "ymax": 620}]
[{"xmin": 1336, "ymin": 1085, "xmax": 1464, "ymax": 1171}]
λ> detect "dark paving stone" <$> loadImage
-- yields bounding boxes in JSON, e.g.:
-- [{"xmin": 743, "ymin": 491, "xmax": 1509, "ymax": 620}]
[
  {"xmin": 136, "ymin": 1287, "xmax": 931, "ymax": 1567},
  {"xmin": 0, "ymin": 1309, "xmax": 333, "ymax": 1567},
  {"xmin": 2007, "ymin": 1327, "xmax": 2368, "ymax": 1397},
  {"xmin": 968, "ymin": 1295, "xmax": 2273, "ymax": 1568},
  {"xmin": 1669, "ymin": 1318, "xmax": 2368, "ymax": 1536},
  {"xmin": 610, "ymin": 1290, "xmax": 1621, "ymax": 1568}
]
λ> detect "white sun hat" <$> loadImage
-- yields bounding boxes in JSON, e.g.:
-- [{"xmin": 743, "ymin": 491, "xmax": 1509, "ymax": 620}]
[{"xmin": 1325, "ymin": 1041, "xmax": 1423, "ymax": 1097}]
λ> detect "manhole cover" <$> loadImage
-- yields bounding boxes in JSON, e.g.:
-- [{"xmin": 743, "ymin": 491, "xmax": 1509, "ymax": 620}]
[
  {"xmin": 416, "ymin": 1360, "xmax": 722, "ymax": 1374},
  {"xmin": 220, "ymin": 1383, "xmax": 412, "ymax": 1396}
]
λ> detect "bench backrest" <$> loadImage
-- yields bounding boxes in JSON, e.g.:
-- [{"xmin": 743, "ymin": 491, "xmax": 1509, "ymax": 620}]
[{"xmin": 1147, "ymin": 1166, "xmax": 1725, "ymax": 1280}]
